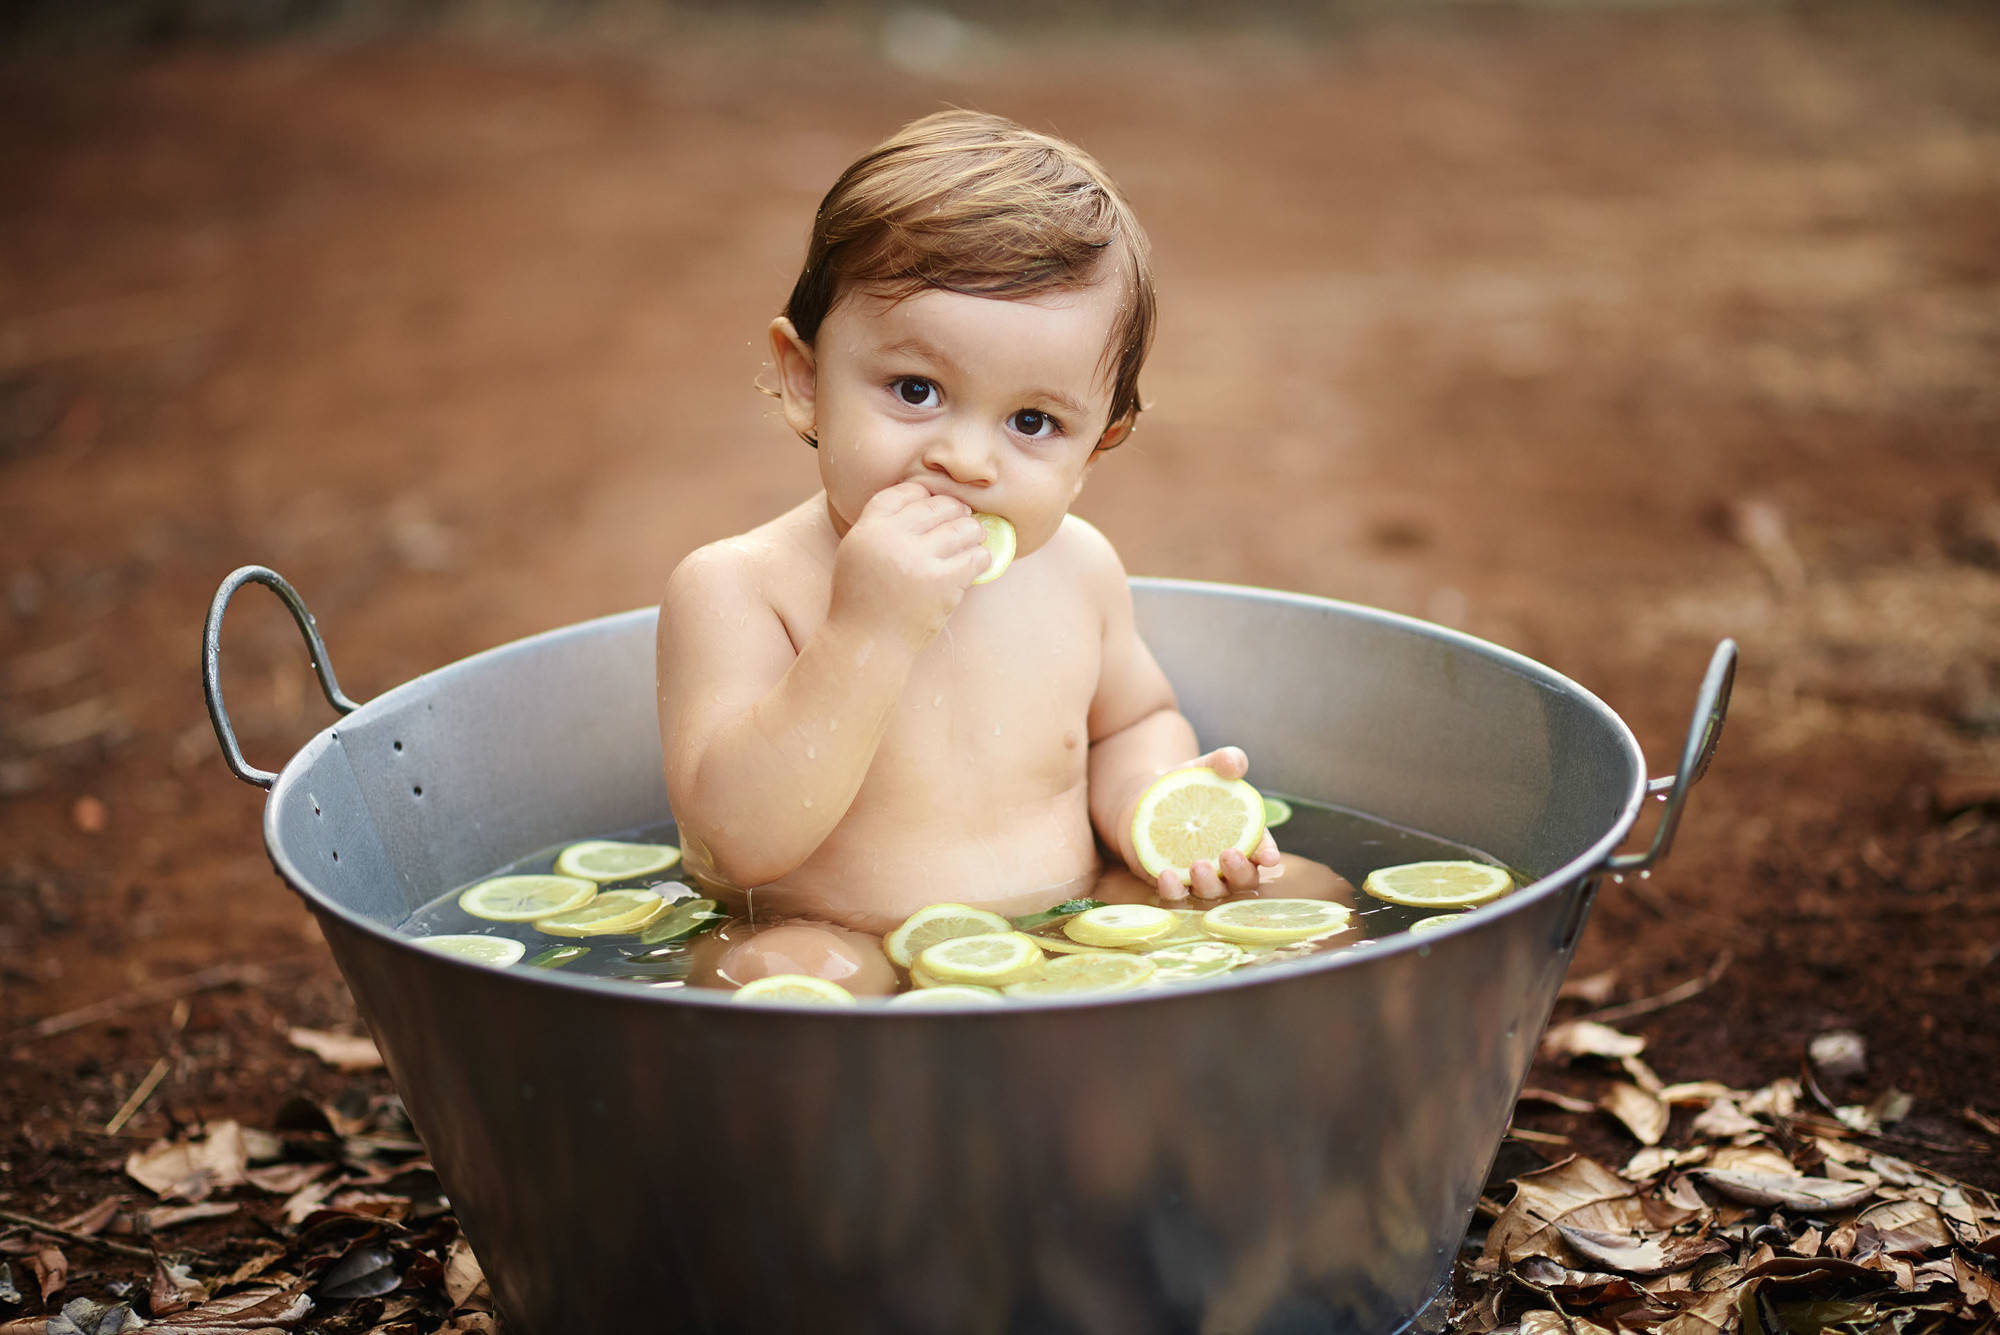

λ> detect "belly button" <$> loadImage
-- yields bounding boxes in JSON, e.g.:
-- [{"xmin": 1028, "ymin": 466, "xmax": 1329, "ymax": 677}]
[{"xmin": 1063, "ymin": 731, "xmax": 1079, "ymax": 750}]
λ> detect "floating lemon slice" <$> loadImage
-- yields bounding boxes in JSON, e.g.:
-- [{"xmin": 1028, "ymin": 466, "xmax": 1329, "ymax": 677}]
[
  {"xmin": 459, "ymin": 874, "xmax": 596, "ymax": 922},
  {"xmin": 970, "ymin": 513, "xmax": 1016, "ymax": 585},
  {"xmin": 884, "ymin": 903, "xmax": 1012, "ymax": 969},
  {"xmin": 1362, "ymin": 861, "xmax": 1514, "ymax": 909},
  {"xmin": 731, "ymin": 974, "xmax": 856, "ymax": 1006},
  {"xmin": 1406, "ymin": 912, "xmax": 1471, "ymax": 935},
  {"xmin": 1065, "ymin": 903, "xmax": 1178, "ymax": 948},
  {"xmin": 414, "ymin": 934, "xmax": 525, "ymax": 967},
  {"xmin": 526, "ymin": 945, "xmax": 590, "ymax": 969},
  {"xmin": 887, "ymin": 985, "xmax": 1006, "ymax": 1008},
  {"xmin": 1261, "ymin": 795, "xmax": 1294, "ymax": 828},
  {"xmin": 1033, "ymin": 937, "xmax": 1132, "ymax": 957},
  {"xmin": 1201, "ymin": 898, "xmax": 1352, "ymax": 945},
  {"xmin": 534, "ymin": 888, "xmax": 669, "ymax": 938},
  {"xmin": 1148, "ymin": 909, "xmax": 1210, "ymax": 947},
  {"xmin": 553, "ymin": 840, "xmax": 682, "ymax": 882},
  {"xmin": 1131, "ymin": 768, "xmax": 1266, "ymax": 879},
  {"xmin": 1147, "ymin": 939, "xmax": 1247, "ymax": 982},
  {"xmin": 917, "ymin": 932, "xmax": 1045, "ymax": 986},
  {"xmin": 1003, "ymin": 952, "xmax": 1155, "ymax": 998}
]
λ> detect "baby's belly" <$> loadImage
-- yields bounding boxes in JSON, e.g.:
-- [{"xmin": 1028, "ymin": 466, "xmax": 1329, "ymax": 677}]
[{"xmin": 745, "ymin": 783, "xmax": 1102, "ymax": 934}]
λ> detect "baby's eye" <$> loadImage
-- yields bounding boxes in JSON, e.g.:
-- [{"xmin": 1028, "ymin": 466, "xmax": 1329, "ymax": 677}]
[
  {"xmin": 893, "ymin": 377, "xmax": 940, "ymax": 408},
  {"xmin": 1009, "ymin": 409, "xmax": 1058, "ymax": 438}
]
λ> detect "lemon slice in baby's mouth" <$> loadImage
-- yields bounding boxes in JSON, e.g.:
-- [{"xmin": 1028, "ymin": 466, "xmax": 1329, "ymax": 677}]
[{"xmin": 971, "ymin": 513, "xmax": 1015, "ymax": 585}]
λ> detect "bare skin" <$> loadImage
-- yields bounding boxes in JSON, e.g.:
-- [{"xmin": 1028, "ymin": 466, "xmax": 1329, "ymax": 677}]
[{"xmin": 657, "ymin": 280, "xmax": 1282, "ymax": 963}]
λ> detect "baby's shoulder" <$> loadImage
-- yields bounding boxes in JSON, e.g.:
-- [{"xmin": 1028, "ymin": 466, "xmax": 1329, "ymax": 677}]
[
  {"xmin": 664, "ymin": 506, "xmax": 822, "ymax": 619},
  {"xmin": 1046, "ymin": 514, "xmax": 1131, "ymax": 592}
]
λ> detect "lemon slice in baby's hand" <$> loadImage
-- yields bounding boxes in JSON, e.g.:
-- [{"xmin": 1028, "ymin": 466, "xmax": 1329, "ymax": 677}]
[
  {"xmin": 553, "ymin": 840, "xmax": 682, "ymax": 882},
  {"xmin": 885, "ymin": 904, "xmax": 1012, "ymax": 969},
  {"xmin": 1002, "ymin": 952, "xmax": 1155, "ymax": 998},
  {"xmin": 460, "ymin": 874, "xmax": 596, "ymax": 922},
  {"xmin": 1362, "ymin": 861, "xmax": 1514, "ymax": 909},
  {"xmin": 1064, "ymin": 904, "xmax": 1178, "ymax": 948},
  {"xmin": 732, "ymin": 974, "xmax": 856, "ymax": 1006},
  {"xmin": 917, "ymin": 932, "xmax": 1045, "ymax": 986},
  {"xmin": 1201, "ymin": 898, "xmax": 1352, "ymax": 945},
  {"xmin": 970, "ymin": 513, "xmax": 1016, "ymax": 585},
  {"xmin": 415, "ymin": 934, "xmax": 526, "ymax": 967},
  {"xmin": 534, "ymin": 889, "xmax": 670, "ymax": 938},
  {"xmin": 1130, "ymin": 768, "xmax": 1267, "ymax": 880}
]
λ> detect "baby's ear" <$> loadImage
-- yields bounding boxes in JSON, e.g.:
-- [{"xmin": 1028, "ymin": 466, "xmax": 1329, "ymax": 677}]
[
  {"xmin": 1093, "ymin": 414, "xmax": 1135, "ymax": 455},
  {"xmin": 768, "ymin": 317, "xmax": 819, "ymax": 443}
]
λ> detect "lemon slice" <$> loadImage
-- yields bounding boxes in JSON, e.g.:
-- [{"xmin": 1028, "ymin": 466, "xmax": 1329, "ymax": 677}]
[
  {"xmin": 970, "ymin": 513, "xmax": 1016, "ymax": 585},
  {"xmin": 887, "ymin": 985, "xmax": 1006, "ymax": 1008},
  {"xmin": 884, "ymin": 903, "xmax": 1012, "ymax": 969},
  {"xmin": 1362, "ymin": 861, "xmax": 1514, "ymax": 909},
  {"xmin": 459, "ymin": 874, "xmax": 596, "ymax": 922},
  {"xmin": 1032, "ymin": 937, "xmax": 1132, "ymax": 957},
  {"xmin": 1003, "ymin": 952, "xmax": 1155, "ymax": 998},
  {"xmin": 553, "ymin": 840, "xmax": 682, "ymax": 882},
  {"xmin": 1130, "ymin": 768, "xmax": 1266, "ymax": 879},
  {"xmin": 1147, "ymin": 939, "xmax": 1247, "ymax": 982},
  {"xmin": 414, "ymin": 934, "xmax": 525, "ymax": 967},
  {"xmin": 1407, "ymin": 913, "xmax": 1470, "ymax": 935},
  {"xmin": 731, "ymin": 974, "xmax": 856, "ymax": 1006},
  {"xmin": 534, "ymin": 888, "xmax": 669, "ymax": 938},
  {"xmin": 1261, "ymin": 795, "xmax": 1294, "ymax": 828},
  {"xmin": 1148, "ymin": 909, "xmax": 1210, "ymax": 947},
  {"xmin": 917, "ymin": 932, "xmax": 1045, "ymax": 986},
  {"xmin": 1201, "ymin": 898, "xmax": 1352, "ymax": 945},
  {"xmin": 1064, "ymin": 903, "xmax": 1178, "ymax": 948}
]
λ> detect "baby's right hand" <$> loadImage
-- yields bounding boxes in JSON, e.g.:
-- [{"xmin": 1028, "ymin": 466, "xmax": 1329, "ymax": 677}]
[{"xmin": 828, "ymin": 481, "xmax": 991, "ymax": 648}]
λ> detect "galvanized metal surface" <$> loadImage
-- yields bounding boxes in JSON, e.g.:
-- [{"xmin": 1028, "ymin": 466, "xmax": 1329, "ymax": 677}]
[{"xmin": 210, "ymin": 572, "xmax": 1729, "ymax": 1335}]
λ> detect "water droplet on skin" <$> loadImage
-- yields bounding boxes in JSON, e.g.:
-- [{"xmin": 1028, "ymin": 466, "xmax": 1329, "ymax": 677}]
[
  {"xmin": 994, "ymin": 724, "xmax": 1002, "ymax": 736},
  {"xmin": 803, "ymin": 798, "xmax": 814, "ymax": 808},
  {"xmin": 828, "ymin": 719, "xmax": 838, "ymax": 732},
  {"xmin": 932, "ymin": 695, "xmax": 943, "ymax": 708},
  {"xmin": 806, "ymin": 746, "xmax": 816, "ymax": 760}
]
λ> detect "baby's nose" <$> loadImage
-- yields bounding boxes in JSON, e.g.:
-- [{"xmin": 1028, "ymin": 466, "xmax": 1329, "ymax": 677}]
[{"xmin": 922, "ymin": 428, "xmax": 998, "ymax": 485}]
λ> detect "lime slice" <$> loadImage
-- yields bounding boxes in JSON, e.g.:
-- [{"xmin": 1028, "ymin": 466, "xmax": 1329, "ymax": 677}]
[
  {"xmin": 1130, "ymin": 768, "xmax": 1266, "ymax": 879},
  {"xmin": 917, "ymin": 932, "xmax": 1045, "ymax": 986},
  {"xmin": 459, "ymin": 875, "xmax": 596, "ymax": 922},
  {"xmin": 639, "ymin": 897, "xmax": 725, "ymax": 946},
  {"xmin": 1407, "ymin": 913, "xmax": 1470, "ymax": 935},
  {"xmin": 1064, "ymin": 904, "xmax": 1178, "ymax": 948},
  {"xmin": 553, "ymin": 840, "xmax": 682, "ymax": 882},
  {"xmin": 414, "ymin": 934, "xmax": 525, "ymax": 967},
  {"xmin": 887, "ymin": 985, "xmax": 1006, "ymax": 1008},
  {"xmin": 526, "ymin": 945, "xmax": 590, "ymax": 969},
  {"xmin": 1147, "ymin": 909, "xmax": 1210, "ymax": 947},
  {"xmin": 731, "ymin": 974, "xmax": 856, "ymax": 1006},
  {"xmin": 1002, "ymin": 952, "xmax": 1155, "ymax": 998},
  {"xmin": 534, "ymin": 889, "xmax": 669, "ymax": 938},
  {"xmin": 884, "ymin": 903, "xmax": 1012, "ymax": 969},
  {"xmin": 1362, "ymin": 861, "xmax": 1514, "ymax": 909},
  {"xmin": 1261, "ymin": 795, "xmax": 1294, "ymax": 828},
  {"xmin": 1147, "ymin": 939, "xmax": 1247, "ymax": 982},
  {"xmin": 1201, "ymin": 898, "xmax": 1352, "ymax": 945},
  {"xmin": 970, "ymin": 512, "xmax": 1016, "ymax": 585}
]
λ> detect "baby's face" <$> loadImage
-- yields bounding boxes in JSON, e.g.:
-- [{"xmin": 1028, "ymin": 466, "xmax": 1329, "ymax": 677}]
[{"xmin": 798, "ymin": 282, "xmax": 1127, "ymax": 554}]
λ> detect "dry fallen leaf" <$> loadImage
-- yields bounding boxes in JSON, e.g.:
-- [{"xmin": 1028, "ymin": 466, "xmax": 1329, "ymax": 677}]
[
  {"xmin": 1601, "ymin": 1081, "xmax": 1670, "ymax": 1145},
  {"xmin": 1694, "ymin": 1170, "xmax": 1877, "ymax": 1212},
  {"xmin": 1541, "ymin": 1020, "xmax": 1647, "ymax": 1062},
  {"xmin": 286, "ymin": 1028, "xmax": 384, "ymax": 1073},
  {"xmin": 443, "ymin": 1237, "xmax": 489, "ymax": 1312},
  {"xmin": 125, "ymin": 1121, "xmax": 249, "ymax": 1202}
]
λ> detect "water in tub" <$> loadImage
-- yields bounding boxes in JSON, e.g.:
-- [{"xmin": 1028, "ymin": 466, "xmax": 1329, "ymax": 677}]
[{"xmin": 395, "ymin": 797, "xmax": 1521, "ymax": 1002}]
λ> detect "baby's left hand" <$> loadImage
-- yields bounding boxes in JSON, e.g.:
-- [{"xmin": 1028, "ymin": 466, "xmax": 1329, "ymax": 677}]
[{"xmin": 1142, "ymin": 746, "xmax": 1283, "ymax": 901}]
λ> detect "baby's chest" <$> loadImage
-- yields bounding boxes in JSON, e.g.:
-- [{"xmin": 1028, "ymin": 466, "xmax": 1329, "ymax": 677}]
[{"xmin": 879, "ymin": 596, "xmax": 1102, "ymax": 782}]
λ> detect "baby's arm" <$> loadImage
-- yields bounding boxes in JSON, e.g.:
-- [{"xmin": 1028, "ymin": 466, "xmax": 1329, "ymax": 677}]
[
  {"xmin": 658, "ymin": 482, "xmax": 988, "ymax": 887},
  {"xmin": 1077, "ymin": 524, "xmax": 1281, "ymax": 900}
]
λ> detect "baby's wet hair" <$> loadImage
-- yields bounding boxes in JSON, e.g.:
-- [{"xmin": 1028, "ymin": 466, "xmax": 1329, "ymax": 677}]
[{"xmin": 782, "ymin": 109, "xmax": 1155, "ymax": 444}]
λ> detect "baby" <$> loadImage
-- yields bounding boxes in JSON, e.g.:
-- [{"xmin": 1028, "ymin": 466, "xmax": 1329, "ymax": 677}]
[{"xmin": 657, "ymin": 111, "xmax": 1327, "ymax": 994}]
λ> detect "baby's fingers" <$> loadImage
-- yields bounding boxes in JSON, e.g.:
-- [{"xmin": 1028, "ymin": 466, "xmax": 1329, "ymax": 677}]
[
  {"xmin": 1193, "ymin": 746, "xmax": 1249, "ymax": 781},
  {"xmin": 1155, "ymin": 868, "xmax": 1190, "ymax": 901},
  {"xmin": 1251, "ymin": 831, "xmax": 1281, "ymax": 866},
  {"xmin": 1218, "ymin": 847, "xmax": 1263, "ymax": 893},
  {"xmin": 1188, "ymin": 859, "xmax": 1228, "ymax": 900}
]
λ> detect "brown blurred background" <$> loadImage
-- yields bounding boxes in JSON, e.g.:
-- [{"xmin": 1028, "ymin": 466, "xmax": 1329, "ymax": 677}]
[{"xmin": 3, "ymin": 0, "xmax": 1997, "ymax": 1216}]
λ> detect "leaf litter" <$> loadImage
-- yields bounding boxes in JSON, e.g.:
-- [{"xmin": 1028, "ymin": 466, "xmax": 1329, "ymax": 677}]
[{"xmin": 1462, "ymin": 1019, "xmax": 2000, "ymax": 1335}]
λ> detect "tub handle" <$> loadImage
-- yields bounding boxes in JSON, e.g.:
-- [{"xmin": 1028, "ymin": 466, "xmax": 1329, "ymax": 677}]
[
  {"xmin": 202, "ymin": 565, "xmax": 362, "ymax": 789},
  {"xmin": 1603, "ymin": 638, "xmax": 1736, "ymax": 875}
]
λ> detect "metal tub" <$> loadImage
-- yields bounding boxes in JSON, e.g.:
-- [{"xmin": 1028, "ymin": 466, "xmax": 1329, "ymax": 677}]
[{"xmin": 204, "ymin": 567, "xmax": 1732, "ymax": 1335}]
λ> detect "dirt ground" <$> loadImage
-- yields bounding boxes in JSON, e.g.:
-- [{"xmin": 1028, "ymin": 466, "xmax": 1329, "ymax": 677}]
[{"xmin": 2, "ymin": 0, "xmax": 1998, "ymax": 1321}]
